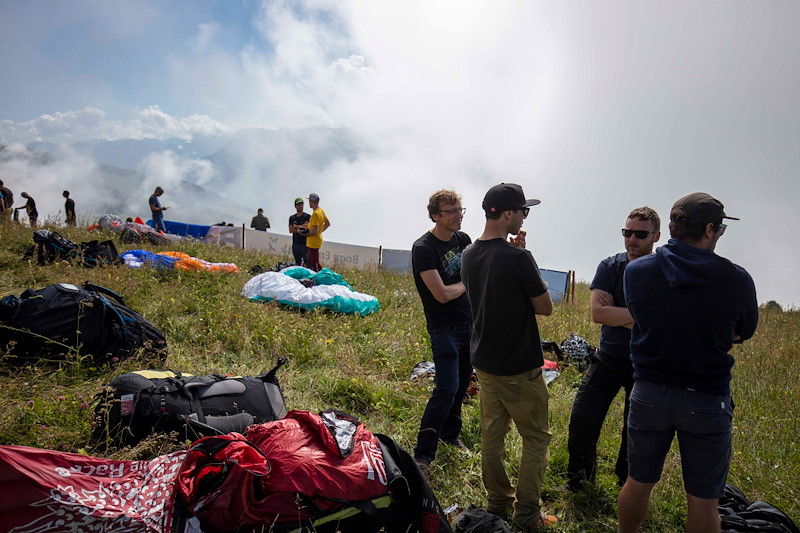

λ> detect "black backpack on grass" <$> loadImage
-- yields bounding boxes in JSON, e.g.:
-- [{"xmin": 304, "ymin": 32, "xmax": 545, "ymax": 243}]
[
  {"xmin": 24, "ymin": 230, "xmax": 120, "ymax": 267},
  {"xmin": 92, "ymin": 357, "xmax": 288, "ymax": 448},
  {"xmin": 0, "ymin": 282, "xmax": 166, "ymax": 366},
  {"xmin": 719, "ymin": 484, "xmax": 800, "ymax": 533}
]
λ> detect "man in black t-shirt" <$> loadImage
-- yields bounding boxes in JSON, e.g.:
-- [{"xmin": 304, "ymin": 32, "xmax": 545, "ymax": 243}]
[
  {"xmin": 63, "ymin": 190, "xmax": 76, "ymax": 226},
  {"xmin": 288, "ymin": 197, "xmax": 311, "ymax": 266},
  {"xmin": 461, "ymin": 183, "xmax": 556, "ymax": 529},
  {"xmin": 16, "ymin": 192, "xmax": 39, "ymax": 227},
  {"xmin": 411, "ymin": 189, "xmax": 472, "ymax": 467},
  {"xmin": 0, "ymin": 179, "xmax": 14, "ymax": 222},
  {"xmin": 566, "ymin": 207, "xmax": 660, "ymax": 492}
]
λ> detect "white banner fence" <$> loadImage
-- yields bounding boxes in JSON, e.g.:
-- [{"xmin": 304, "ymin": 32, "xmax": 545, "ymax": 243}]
[{"xmin": 203, "ymin": 226, "xmax": 574, "ymax": 302}]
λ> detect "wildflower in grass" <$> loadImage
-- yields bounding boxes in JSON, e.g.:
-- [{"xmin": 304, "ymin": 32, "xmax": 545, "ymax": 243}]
[
  {"xmin": 326, "ymin": 339, "xmax": 333, "ymax": 344},
  {"xmin": 26, "ymin": 400, "xmax": 35, "ymax": 407},
  {"xmin": 57, "ymin": 395, "xmax": 66, "ymax": 401},
  {"xmin": 81, "ymin": 402, "xmax": 89, "ymax": 409}
]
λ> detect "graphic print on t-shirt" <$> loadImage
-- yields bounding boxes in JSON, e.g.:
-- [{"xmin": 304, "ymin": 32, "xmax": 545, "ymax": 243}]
[{"xmin": 441, "ymin": 247, "xmax": 463, "ymax": 279}]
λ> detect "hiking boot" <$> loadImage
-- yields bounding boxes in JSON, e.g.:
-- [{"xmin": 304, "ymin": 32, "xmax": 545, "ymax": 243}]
[
  {"xmin": 516, "ymin": 513, "xmax": 558, "ymax": 530},
  {"xmin": 441, "ymin": 437, "xmax": 468, "ymax": 451},
  {"xmin": 414, "ymin": 456, "xmax": 433, "ymax": 474}
]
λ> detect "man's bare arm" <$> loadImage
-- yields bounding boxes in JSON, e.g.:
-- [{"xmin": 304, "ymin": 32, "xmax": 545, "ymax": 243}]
[
  {"xmin": 531, "ymin": 290, "xmax": 553, "ymax": 316},
  {"xmin": 419, "ymin": 269, "xmax": 465, "ymax": 304},
  {"xmin": 591, "ymin": 289, "xmax": 634, "ymax": 328}
]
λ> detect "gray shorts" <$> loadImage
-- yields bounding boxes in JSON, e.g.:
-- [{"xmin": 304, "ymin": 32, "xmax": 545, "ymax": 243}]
[{"xmin": 627, "ymin": 380, "xmax": 733, "ymax": 499}]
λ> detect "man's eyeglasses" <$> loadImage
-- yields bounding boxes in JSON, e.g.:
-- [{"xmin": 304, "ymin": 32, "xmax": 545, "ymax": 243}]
[
  {"xmin": 440, "ymin": 208, "xmax": 466, "ymax": 216},
  {"xmin": 622, "ymin": 229, "xmax": 657, "ymax": 239},
  {"xmin": 717, "ymin": 223, "xmax": 727, "ymax": 236},
  {"xmin": 519, "ymin": 207, "xmax": 530, "ymax": 218}
]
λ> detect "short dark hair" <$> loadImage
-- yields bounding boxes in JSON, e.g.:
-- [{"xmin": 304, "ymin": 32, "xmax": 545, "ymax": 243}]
[
  {"xmin": 155, "ymin": 186, "xmax": 164, "ymax": 194},
  {"xmin": 427, "ymin": 190, "xmax": 461, "ymax": 221},
  {"xmin": 63, "ymin": 190, "xmax": 70, "ymax": 197},
  {"xmin": 669, "ymin": 207, "xmax": 721, "ymax": 241},
  {"xmin": 628, "ymin": 206, "xmax": 660, "ymax": 232}
]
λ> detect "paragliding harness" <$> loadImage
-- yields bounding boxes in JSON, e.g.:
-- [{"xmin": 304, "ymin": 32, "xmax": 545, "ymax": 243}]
[
  {"xmin": 92, "ymin": 357, "xmax": 289, "ymax": 448},
  {"xmin": 166, "ymin": 410, "xmax": 453, "ymax": 533},
  {"xmin": 24, "ymin": 229, "xmax": 121, "ymax": 267},
  {"xmin": 0, "ymin": 281, "xmax": 166, "ymax": 366},
  {"xmin": 543, "ymin": 334, "xmax": 597, "ymax": 372}
]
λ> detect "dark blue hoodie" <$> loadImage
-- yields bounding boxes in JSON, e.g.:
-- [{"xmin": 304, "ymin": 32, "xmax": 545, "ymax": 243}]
[{"xmin": 624, "ymin": 239, "xmax": 758, "ymax": 395}]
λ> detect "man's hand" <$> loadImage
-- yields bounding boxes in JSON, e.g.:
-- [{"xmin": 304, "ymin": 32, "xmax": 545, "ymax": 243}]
[
  {"xmin": 596, "ymin": 291, "xmax": 614, "ymax": 307},
  {"xmin": 509, "ymin": 230, "xmax": 526, "ymax": 248}
]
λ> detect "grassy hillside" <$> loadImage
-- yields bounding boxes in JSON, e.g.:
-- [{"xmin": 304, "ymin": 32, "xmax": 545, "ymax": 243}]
[{"xmin": 0, "ymin": 221, "xmax": 797, "ymax": 532}]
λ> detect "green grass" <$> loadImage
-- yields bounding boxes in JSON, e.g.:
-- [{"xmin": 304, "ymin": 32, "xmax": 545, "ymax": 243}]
[{"xmin": 1, "ymin": 221, "xmax": 798, "ymax": 532}]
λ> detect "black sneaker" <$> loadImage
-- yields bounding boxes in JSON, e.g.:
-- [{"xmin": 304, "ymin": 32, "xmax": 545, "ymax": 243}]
[
  {"xmin": 441, "ymin": 437, "xmax": 468, "ymax": 451},
  {"xmin": 414, "ymin": 456, "xmax": 433, "ymax": 472}
]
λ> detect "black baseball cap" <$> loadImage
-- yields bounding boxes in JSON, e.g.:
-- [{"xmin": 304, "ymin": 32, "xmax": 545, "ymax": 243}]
[
  {"xmin": 482, "ymin": 183, "xmax": 540, "ymax": 214},
  {"xmin": 671, "ymin": 192, "xmax": 739, "ymax": 224}
]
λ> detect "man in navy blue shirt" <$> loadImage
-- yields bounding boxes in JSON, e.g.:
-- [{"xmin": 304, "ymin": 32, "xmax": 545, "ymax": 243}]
[
  {"xmin": 149, "ymin": 186, "xmax": 168, "ymax": 232},
  {"xmin": 618, "ymin": 193, "xmax": 758, "ymax": 533},
  {"xmin": 566, "ymin": 207, "xmax": 660, "ymax": 491}
]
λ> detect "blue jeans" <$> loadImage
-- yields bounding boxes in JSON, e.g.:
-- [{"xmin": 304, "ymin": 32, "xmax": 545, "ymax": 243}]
[
  {"xmin": 153, "ymin": 216, "xmax": 165, "ymax": 232},
  {"xmin": 292, "ymin": 243, "xmax": 309, "ymax": 266},
  {"xmin": 414, "ymin": 323, "xmax": 473, "ymax": 460}
]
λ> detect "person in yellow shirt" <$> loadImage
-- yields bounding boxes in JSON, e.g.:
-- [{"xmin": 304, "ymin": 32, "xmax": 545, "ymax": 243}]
[{"xmin": 305, "ymin": 193, "xmax": 331, "ymax": 271}]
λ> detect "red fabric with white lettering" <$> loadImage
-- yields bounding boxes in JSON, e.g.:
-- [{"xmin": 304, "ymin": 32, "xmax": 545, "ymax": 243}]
[
  {"xmin": 176, "ymin": 410, "xmax": 389, "ymax": 530},
  {"xmin": 0, "ymin": 445, "xmax": 185, "ymax": 533}
]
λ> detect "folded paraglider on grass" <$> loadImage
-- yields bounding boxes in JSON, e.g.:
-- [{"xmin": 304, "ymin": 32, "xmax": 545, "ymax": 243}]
[
  {"xmin": 120, "ymin": 249, "xmax": 239, "ymax": 273},
  {"xmin": 242, "ymin": 266, "xmax": 380, "ymax": 315}
]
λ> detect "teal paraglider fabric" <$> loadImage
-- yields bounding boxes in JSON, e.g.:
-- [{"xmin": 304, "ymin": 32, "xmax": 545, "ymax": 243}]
[{"xmin": 242, "ymin": 267, "xmax": 378, "ymax": 315}]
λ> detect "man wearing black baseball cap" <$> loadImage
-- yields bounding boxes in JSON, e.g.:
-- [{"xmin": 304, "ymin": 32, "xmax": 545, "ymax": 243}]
[
  {"xmin": 618, "ymin": 192, "xmax": 758, "ymax": 533},
  {"xmin": 461, "ymin": 183, "xmax": 557, "ymax": 529}
]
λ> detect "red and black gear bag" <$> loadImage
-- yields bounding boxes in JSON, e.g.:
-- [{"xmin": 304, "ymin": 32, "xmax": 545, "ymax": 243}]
[{"xmin": 170, "ymin": 409, "xmax": 452, "ymax": 533}]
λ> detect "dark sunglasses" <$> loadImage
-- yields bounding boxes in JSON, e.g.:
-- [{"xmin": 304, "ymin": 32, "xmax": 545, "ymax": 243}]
[
  {"xmin": 622, "ymin": 228, "xmax": 657, "ymax": 239},
  {"xmin": 516, "ymin": 207, "xmax": 530, "ymax": 218}
]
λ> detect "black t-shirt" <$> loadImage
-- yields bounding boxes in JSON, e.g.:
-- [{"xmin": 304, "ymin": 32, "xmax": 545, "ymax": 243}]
[
  {"xmin": 25, "ymin": 197, "xmax": 38, "ymax": 218},
  {"xmin": 411, "ymin": 231, "xmax": 472, "ymax": 329},
  {"xmin": 462, "ymin": 238, "xmax": 548, "ymax": 375},
  {"xmin": 289, "ymin": 213, "xmax": 311, "ymax": 245},
  {"xmin": 65, "ymin": 198, "xmax": 75, "ymax": 214},
  {"xmin": 590, "ymin": 252, "xmax": 633, "ymax": 366}
]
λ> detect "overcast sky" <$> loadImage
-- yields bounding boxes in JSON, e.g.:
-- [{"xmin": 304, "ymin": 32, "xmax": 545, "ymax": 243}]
[{"xmin": 1, "ymin": 1, "xmax": 798, "ymax": 307}]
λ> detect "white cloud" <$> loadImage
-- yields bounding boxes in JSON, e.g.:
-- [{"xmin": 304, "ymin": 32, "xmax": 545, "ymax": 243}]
[{"xmin": 0, "ymin": 106, "xmax": 234, "ymax": 144}]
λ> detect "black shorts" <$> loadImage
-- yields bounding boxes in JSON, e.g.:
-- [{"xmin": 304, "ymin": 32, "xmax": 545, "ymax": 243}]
[{"xmin": 627, "ymin": 380, "xmax": 733, "ymax": 499}]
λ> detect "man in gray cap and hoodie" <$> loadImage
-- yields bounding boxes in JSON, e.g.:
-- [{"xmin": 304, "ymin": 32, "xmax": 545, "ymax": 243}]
[
  {"xmin": 618, "ymin": 192, "xmax": 758, "ymax": 533},
  {"xmin": 461, "ymin": 183, "xmax": 557, "ymax": 530}
]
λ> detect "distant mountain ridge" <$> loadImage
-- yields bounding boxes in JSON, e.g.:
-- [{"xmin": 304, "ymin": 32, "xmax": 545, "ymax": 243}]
[{"xmin": 5, "ymin": 126, "xmax": 367, "ymax": 226}]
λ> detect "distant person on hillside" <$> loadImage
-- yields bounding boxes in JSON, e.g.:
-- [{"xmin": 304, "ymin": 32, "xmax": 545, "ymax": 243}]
[
  {"xmin": 0, "ymin": 179, "xmax": 13, "ymax": 222},
  {"xmin": 15, "ymin": 192, "xmax": 39, "ymax": 227},
  {"xmin": 149, "ymin": 186, "xmax": 168, "ymax": 232},
  {"xmin": 566, "ymin": 206, "xmax": 660, "ymax": 492},
  {"xmin": 461, "ymin": 183, "xmax": 557, "ymax": 529},
  {"xmin": 305, "ymin": 193, "xmax": 330, "ymax": 271},
  {"xmin": 288, "ymin": 197, "xmax": 311, "ymax": 266},
  {"xmin": 250, "ymin": 208, "xmax": 270, "ymax": 231},
  {"xmin": 618, "ymin": 193, "xmax": 758, "ymax": 533},
  {"xmin": 63, "ymin": 190, "xmax": 76, "ymax": 226},
  {"xmin": 411, "ymin": 190, "xmax": 472, "ymax": 469}
]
